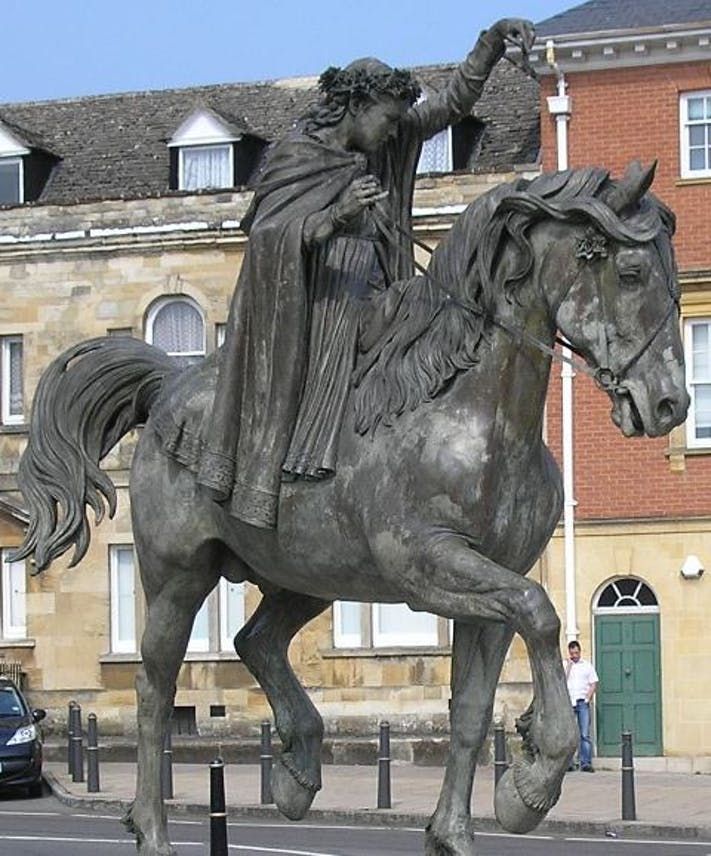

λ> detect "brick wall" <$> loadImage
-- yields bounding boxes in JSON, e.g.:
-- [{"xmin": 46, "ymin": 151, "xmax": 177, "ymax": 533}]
[
  {"xmin": 541, "ymin": 62, "xmax": 711, "ymax": 271},
  {"xmin": 541, "ymin": 60, "xmax": 711, "ymax": 520}
]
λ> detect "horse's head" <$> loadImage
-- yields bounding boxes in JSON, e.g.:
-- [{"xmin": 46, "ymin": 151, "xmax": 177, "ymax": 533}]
[{"xmin": 550, "ymin": 161, "xmax": 689, "ymax": 437}]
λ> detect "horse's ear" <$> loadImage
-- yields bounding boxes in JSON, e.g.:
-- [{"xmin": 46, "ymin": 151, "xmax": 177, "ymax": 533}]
[{"xmin": 607, "ymin": 160, "xmax": 657, "ymax": 213}]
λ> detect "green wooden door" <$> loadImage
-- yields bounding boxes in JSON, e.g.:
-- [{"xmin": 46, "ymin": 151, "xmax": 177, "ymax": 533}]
[{"xmin": 595, "ymin": 613, "xmax": 662, "ymax": 756}]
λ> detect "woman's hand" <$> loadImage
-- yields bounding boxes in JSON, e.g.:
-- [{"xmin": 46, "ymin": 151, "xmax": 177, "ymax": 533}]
[
  {"xmin": 332, "ymin": 175, "xmax": 388, "ymax": 226},
  {"xmin": 491, "ymin": 18, "xmax": 536, "ymax": 53}
]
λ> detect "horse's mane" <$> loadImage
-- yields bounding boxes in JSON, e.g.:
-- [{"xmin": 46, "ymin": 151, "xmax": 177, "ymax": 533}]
[{"xmin": 353, "ymin": 166, "xmax": 674, "ymax": 434}]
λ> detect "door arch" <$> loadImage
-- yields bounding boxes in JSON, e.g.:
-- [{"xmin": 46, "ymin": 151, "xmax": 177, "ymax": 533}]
[{"xmin": 593, "ymin": 577, "xmax": 663, "ymax": 756}]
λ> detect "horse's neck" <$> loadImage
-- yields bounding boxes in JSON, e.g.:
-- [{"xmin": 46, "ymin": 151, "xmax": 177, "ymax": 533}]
[{"xmin": 454, "ymin": 286, "xmax": 554, "ymax": 444}]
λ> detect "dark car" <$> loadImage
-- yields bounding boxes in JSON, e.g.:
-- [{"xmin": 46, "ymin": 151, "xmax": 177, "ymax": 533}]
[{"xmin": 0, "ymin": 677, "xmax": 45, "ymax": 796}]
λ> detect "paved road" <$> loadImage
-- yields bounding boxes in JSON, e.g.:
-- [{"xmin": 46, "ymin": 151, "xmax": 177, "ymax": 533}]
[{"xmin": 1, "ymin": 792, "xmax": 711, "ymax": 855}]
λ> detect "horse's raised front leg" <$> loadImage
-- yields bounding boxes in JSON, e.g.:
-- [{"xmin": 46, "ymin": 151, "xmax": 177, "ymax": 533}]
[
  {"xmin": 234, "ymin": 589, "xmax": 330, "ymax": 821},
  {"xmin": 124, "ymin": 561, "xmax": 217, "ymax": 856},
  {"xmin": 400, "ymin": 534, "xmax": 577, "ymax": 851},
  {"xmin": 426, "ymin": 620, "xmax": 513, "ymax": 856}
]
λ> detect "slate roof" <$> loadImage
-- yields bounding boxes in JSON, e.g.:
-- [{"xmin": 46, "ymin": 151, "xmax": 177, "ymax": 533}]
[
  {"xmin": 537, "ymin": 0, "xmax": 711, "ymax": 37},
  {"xmin": 0, "ymin": 60, "xmax": 539, "ymax": 208}
]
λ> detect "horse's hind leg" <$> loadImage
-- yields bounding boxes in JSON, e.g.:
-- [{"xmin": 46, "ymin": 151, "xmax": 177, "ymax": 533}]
[
  {"xmin": 426, "ymin": 619, "xmax": 512, "ymax": 856},
  {"xmin": 234, "ymin": 589, "xmax": 330, "ymax": 820},
  {"xmin": 124, "ymin": 554, "xmax": 218, "ymax": 856}
]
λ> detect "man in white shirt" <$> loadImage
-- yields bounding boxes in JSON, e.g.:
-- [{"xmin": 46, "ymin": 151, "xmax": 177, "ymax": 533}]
[{"xmin": 565, "ymin": 640, "xmax": 599, "ymax": 772}]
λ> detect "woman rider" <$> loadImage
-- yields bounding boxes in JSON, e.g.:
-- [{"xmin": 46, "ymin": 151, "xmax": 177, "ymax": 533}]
[{"xmin": 194, "ymin": 19, "xmax": 535, "ymax": 528}]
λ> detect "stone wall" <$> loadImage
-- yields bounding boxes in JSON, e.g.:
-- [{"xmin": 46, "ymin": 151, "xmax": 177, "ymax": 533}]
[{"xmin": 0, "ymin": 170, "xmax": 540, "ymax": 738}]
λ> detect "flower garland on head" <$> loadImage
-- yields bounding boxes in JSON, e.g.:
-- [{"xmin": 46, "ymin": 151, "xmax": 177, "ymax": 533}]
[{"xmin": 318, "ymin": 64, "xmax": 421, "ymax": 107}]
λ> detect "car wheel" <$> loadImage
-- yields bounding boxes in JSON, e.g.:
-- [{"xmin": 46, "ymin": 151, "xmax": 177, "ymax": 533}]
[{"xmin": 27, "ymin": 779, "xmax": 43, "ymax": 798}]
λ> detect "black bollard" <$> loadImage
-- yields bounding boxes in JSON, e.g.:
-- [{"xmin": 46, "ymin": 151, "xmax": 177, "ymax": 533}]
[
  {"xmin": 209, "ymin": 758, "xmax": 228, "ymax": 856},
  {"xmin": 161, "ymin": 728, "xmax": 174, "ymax": 800},
  {"xmin": 71, "ymin": 704, "xmax": 84, "ymax": 783},
  {"xmin": 260, "ymin": 720, "xmax": 274, "ymax": 804},
  {"xmin": 377, "ymin": 721, "xmax": 392, "ymax": 809},
  {"xmin": 494, "ymin": 721, "xmax": 508, "ymax": 787},
  {"xmin": 621, "ymin": 731, "xmax": 637, "ymax": 820},
  {"xmin": 67, "ymin": 701, "xmax": 77, "ymax": 777},
  {"xmin": 86, "ymin": 713, "xmax": 100, "ymax": 793}
]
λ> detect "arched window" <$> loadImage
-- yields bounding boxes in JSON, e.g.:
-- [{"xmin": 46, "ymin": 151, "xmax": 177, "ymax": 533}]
[
  {"xmin": 146, "ymin": 297, "xmax": 205, "ymax": 366},
  {"xmin": 594, "ymin": 577, "xmax": 659, "ymax": 613}
]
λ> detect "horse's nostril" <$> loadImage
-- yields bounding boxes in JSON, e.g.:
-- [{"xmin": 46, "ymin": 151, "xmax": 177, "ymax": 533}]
[{"xmin": 656, "ymin": 397, "xmax": 676, "ymax": 424}]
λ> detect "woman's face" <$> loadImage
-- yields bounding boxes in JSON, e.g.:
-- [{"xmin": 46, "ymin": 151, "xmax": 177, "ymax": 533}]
[{"xmin": 349, "ymin": 96, "xmax": 409, "ymax": 153}]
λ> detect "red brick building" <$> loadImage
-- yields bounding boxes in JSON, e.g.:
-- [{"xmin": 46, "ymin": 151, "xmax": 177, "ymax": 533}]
[{"xmin": 533, "ymin": 0, "xmax": 711, "ymax": 764}]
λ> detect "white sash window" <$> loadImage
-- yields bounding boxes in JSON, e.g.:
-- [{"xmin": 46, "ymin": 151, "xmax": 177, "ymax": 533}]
[{"xmin": 1, "ymin": 552, "xmax": 26, "ymax": 640}]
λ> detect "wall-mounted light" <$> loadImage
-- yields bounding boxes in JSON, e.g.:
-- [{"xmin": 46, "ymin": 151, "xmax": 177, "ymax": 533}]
[{"xmin": 680, "ymin": 555, "xmax": 705, "ymax": 580}]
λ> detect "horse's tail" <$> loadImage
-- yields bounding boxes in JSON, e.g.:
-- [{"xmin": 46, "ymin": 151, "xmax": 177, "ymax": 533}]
[{"xmin": 10, "ymin": 337, "xmax": 177, "ymax": 573}]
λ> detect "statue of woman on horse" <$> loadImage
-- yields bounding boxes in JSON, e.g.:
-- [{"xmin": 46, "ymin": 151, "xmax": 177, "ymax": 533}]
[{"xmin": 191, "ymin": 19, "xmax": 536, "ymax": 528}]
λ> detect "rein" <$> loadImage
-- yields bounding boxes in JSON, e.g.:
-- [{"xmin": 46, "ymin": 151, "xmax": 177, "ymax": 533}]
[{"xmin": 380, "ymin": 215, "xmax": 678, "ymax": 396}]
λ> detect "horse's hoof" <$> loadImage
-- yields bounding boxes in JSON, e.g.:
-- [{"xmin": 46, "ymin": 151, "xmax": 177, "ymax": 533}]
[
  {"xmin": 137, "ymin": 844, "xmax": 177, "ymax": 856},
  {"xmin": 494, "ymin": 768, "xmax": 546, "ymax": 834},
  {"xmin": 272, "ymin": 756, "xmax": 318, "ymax": 821},
  {"xmin": 424, "ymin": 824, "xmax": 477, "ymax": 855}
]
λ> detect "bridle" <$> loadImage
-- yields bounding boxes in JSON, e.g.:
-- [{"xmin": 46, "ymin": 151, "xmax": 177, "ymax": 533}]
[{"xmin": 378, "ymin": 214, "xmax": 679, "ymax": 397}]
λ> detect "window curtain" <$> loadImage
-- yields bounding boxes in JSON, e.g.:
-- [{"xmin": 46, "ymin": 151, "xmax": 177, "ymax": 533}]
[{"xmin": 182, "ymin": 146, "xmax": 231, "ymax": 190}]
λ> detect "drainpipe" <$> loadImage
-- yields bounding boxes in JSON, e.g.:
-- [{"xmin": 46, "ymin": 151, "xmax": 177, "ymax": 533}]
[{"xmin": 546, "ymin": 41, "xmax": 579, "ymax": 642}]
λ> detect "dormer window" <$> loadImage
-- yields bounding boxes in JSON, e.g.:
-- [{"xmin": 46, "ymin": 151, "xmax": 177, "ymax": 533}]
[
  {"xmin": 0, "ymin": 157, "xmax": 23, "ymax": 204},
  {"xmin": 0, "ymin": 123, "xmax": 29, "ymax": 205},
  {"xmin": 0, "ymin": 119, "xmax": 57, "ymax": 206},
  {"xmin": 180, "ymin": 144, "xmax": 233, "ymax": 191},
  {"xmin": 415, "ymin": 92, "xmax": 453, "ymax": 175},
  {"xmin": 418, "ymin": 128, "xmax": 453, "ymax": 174},
  {"xmin": 169, "ymin": 108, "xmax": 240, "ymax": 191}
]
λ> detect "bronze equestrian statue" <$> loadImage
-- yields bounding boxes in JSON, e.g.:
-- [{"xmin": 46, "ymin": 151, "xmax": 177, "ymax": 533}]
[{"xmin": 11, "ymin": 15, "xmax": 688, "ymax": 856}]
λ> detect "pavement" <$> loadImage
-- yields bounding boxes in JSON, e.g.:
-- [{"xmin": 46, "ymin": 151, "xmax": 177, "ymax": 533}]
[{"xmin": 44, "ymin": 757, "xmax": 711, "ymax": 842}]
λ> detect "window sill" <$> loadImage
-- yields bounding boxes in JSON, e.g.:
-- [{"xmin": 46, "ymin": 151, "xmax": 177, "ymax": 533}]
[
  {"xmin": 99, "ymin": 651, "xmax": 240, "ymax": 664},
  {"xmin": 322, "ymin": 645, "xmax": 451, "ymax": 659},
  {"xmin": 0, "ymin": 638, "xmax": 35, "ymax": 648},
  {"xmin": 665, "ymin": 445, "xmax": 711, "ymax": 458},
  {"xmin": 676, "ymin": 177, "xmax": 711, "ymax": 187},
  {"xmin": 0, "ymin": 423, "xmax": 28, "ymax": 435}
]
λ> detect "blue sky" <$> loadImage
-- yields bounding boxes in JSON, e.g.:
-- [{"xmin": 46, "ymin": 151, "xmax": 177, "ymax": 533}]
[{"xmin": 2, "ymin": 0, "xmax": 575, "ymax": 104}]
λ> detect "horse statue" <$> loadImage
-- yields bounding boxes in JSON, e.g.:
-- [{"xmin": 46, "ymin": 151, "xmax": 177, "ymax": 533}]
[{"xmin": 12, "ymin": 161, "xmax": 688, "ymax": 856}]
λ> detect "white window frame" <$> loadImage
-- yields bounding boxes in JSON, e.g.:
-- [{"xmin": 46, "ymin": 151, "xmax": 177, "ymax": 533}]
[
  {"xmin": 333, "ymin": 601, "xmax": 441, "ymax": 648},
  {"xmin": 333, "ymin": 601, "xmax": 363, "ymax": 648},
  {"xmin": 145, "ymin": 296, "xmax": 206, "ymax": 361},
  {"xmin": 1, "ymin": 551, "xmax": 26, "ymax": 640},
  {"xmin": 1, "ymin": 335, "xmax": 24, "ymax": 425},
  {"xmin": 684, "ymin": 317, "xmax": 711, "ymax": 448},
  {"xmin": 592, "ymin": 577, "xmax": 660, "ymax": 616},
  {"xmin": 216, "ymin": 323, "xmax": 227, "ymax": 349},
  {"xmin": 372, "ymin": 602, "xmax": 439, "ymax": 647},
  {"xmin": 0, "ymin": 156, "xmax": 24, "ymax": 205},
  {"xmin": 109, "ymin": 545, "xmax": 137, "ymax": 654},
  {"xmin": 187, "ymin": 598, "xmax": 211, "ymax": 653},
  {"xmin": 680, "ymin": 90, "xmax": 711, "ymax": 179},
  {"xmin": 178, "ymin": 144, "xmax": 234, "ymax": 191},
  {"xmin": 185, "ymin": 579, "xmax": 245, "ymax": 655},
  {"xmin": 219, "ymin": 578, "xmax": 245, "ymax": 652}
]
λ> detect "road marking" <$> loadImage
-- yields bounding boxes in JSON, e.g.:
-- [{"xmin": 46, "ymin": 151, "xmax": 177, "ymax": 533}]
[
  {"xmin": 0, "ymin": 841, "xmax": 346, "ymax": 856},
  {"xmin": 565, "ymin": 837, "xmax": 711, "ymax": 847},
  {"xmin": 0, "ymin": 810, "xmax": 63, "ymax": 817},
  {"xmin": 0, "ymin": 835, "xmax": 140, "ymax": 845},
  {"xmin": 227, "ymin": 848, "xmax": 343, "ymax": 855}
]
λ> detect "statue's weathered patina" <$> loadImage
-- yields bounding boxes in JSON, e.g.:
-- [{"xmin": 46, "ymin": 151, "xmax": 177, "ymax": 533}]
[
  {"xmin": 11, "ymin": 19, "xmax": 689, "ymax": 856},
  {"xmin": 191, "ymin": 18, "xmax": 535, "ymax": 529}
]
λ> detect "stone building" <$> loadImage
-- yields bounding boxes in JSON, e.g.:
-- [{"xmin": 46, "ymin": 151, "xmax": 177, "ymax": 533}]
[
  {"xmin": 533, "ymin": 0, "xmax": 711, "ymax": 767},
  {"xmin": 0, "ymin": 60, "xmax": 539, "ymax": 738}
]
